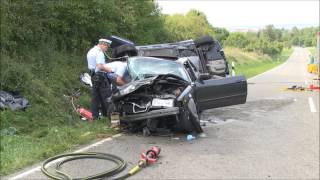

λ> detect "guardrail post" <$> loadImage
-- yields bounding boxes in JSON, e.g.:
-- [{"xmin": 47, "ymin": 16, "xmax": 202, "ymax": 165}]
[
  {"xmin": 317, "ymin": 32, "xmax": 320, "ymax": 62},
  {"xmin": 231, "ymin": 61, "xmax": 235, "ymax": 76}
]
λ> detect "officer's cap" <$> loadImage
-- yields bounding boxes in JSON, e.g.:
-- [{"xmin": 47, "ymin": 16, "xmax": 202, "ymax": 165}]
[{"xmin": 99, "ymin": 38, "xmax": 112, "ymax": 45}]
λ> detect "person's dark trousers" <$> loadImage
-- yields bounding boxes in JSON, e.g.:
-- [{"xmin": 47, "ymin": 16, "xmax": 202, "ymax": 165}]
[{"xmin": 91, "ymin": 73, "xmax": 112, "ymax": 119}]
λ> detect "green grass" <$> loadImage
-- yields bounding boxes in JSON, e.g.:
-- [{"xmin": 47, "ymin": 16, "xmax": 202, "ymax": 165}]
[
  {"xmin": 307, "ymin": 47, "xmax": 316, "ymax": 56},
  {"xmin": 1, "ymin": 121, "xmax": 116, "ymax": 175},
  {"xmin": 0, "ymin": 50, "xmax": 117, "ymax": 176},
  {"xmin": 225, "ymin": 48, "xmax": 293, "ymax": 78}
]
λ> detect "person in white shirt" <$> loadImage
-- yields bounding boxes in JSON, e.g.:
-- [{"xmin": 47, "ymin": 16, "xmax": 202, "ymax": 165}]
[{"xmin": 105, "ymin": 61, "xmax": 131, "ymax": 86}]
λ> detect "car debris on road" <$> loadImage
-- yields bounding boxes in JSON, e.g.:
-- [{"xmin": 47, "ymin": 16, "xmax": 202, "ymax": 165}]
[{"xmin": 284, "ymin": 84, "xmax": 320, "ymax": 92}]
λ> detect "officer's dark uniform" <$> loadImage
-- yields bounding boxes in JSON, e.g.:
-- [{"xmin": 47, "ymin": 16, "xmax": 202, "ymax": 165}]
[
  {"xmin": 90, "ymin": 70, "xmax": 111, "ymax": 119},
  {"xmin": 87, "ymin": 39, "xmax": 112, "ymax": 120}
]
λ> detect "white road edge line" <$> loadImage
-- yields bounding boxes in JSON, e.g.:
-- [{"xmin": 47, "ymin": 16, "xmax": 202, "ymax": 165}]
[
  {"xmin": 9, "ymin": 134, "xmax": 122, "ymax": 180},
  {"xmin": 308, "ymin": 97, "xmax": 317, "ymax": 113}
]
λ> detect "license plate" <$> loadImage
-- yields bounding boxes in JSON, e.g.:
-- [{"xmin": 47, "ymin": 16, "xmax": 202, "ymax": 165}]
[{"xmin": 152, "ymin": 98, "xmax": 174, "ymax": 107}]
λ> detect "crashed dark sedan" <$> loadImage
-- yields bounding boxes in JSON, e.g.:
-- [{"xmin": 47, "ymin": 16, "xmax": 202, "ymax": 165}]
[{"xmin": 112, "ymin": 56, "xmax": 247, "ymax": 135}]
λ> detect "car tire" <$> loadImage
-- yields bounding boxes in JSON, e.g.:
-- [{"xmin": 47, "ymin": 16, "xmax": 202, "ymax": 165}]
[
  {"xmin": 143, "ymin": 127, "xmax": 151, "ymax": 136},
  {"xmin": 187, "ymin": 98, "xmax": 203, "ymax": 133},
  {"xmin": 112, "ymin": 44, "xmax": 138, "ymax": 58},
  {"xmin": 194, "ymin": 36, "xmax": 214, "ymax": 47},
  {"xmin": 177, "ymin": 98, "xmax": 203, "ymax": 133},
  {"xmin": 177, "ymin": 108, "xmax": 194, "ymax": 133}
]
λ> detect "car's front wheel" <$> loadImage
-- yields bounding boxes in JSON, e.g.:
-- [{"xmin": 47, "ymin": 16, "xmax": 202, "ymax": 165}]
[
  {"xmin": 187, "ymin": 98, "xmax": 203, "ymax": 133},
  {"xmin": 177, "ymin": 98, "xmax": 203, "ymax": 133}
]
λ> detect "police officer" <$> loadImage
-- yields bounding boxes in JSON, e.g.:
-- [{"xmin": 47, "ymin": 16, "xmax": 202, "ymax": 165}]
[{"xmin": 87, "ymin": 38, "xmax": 113, "ymax": 120}]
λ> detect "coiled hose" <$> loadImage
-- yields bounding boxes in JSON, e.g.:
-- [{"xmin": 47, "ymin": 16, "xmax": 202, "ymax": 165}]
[{"xmin": 41, "ymin": 152, "xmax": 130, "ymax": 180}]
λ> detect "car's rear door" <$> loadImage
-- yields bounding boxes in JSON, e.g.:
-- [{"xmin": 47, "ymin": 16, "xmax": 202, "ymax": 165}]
[{"xmin": 195, "ymin": 76, "xmax": 247, "ymax": 111}]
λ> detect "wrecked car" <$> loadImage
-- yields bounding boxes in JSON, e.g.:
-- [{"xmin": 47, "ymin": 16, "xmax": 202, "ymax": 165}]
[
  {"xmin": 109, "ymin": 35, "xmax": 229, "ymax": 78},
  {"xmin": 136, "ymin": 36, "xmax": 230, "ymax": 78},
  {"xmin": 105, "ymin": 35, "xmax": 247, "ymax": 135},
  {"xmin": 111, "ymin": 56, "xmax": 247, "ymax": 135}
]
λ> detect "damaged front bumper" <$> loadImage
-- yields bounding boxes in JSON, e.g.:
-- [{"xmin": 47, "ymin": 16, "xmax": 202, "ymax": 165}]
[{"xmin": 120, "ymin": 107, "xmax": 180, "ymax": 122}]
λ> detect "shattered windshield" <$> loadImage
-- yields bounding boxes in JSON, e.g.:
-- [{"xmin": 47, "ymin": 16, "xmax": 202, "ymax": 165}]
[{"xmin": 128, "ymin": 57, "xmax": 189, "ymax": 81}]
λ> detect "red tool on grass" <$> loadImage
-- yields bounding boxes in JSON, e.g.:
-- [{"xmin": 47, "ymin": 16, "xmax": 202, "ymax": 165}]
[
  {"xmin": 78, "ymin": 107, "xmax": 93, "ymax": 121},
  {"xmin": 66, "ymin": 89, "xmax": 93, "ymax": 121}
]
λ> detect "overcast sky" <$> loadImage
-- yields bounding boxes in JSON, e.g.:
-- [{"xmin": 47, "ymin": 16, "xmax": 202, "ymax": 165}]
[{"xmin": 156, "ymin": 0, "xmax": 319, "ymax": 31}]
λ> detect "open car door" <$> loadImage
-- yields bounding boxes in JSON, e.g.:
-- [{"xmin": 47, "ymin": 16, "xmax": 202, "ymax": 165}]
[{"xmin": 195, "ymin": 76, "xmax": 247, "ymax": 111}]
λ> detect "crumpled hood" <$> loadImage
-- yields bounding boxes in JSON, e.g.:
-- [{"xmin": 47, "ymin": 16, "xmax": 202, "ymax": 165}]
[
  {"xmin": 112, "ymin": 74, "xmax": 189, "ymax": 101},
  {"xmin": 112, "ymin": 76, "xmax": 158, "ymax": 100}
]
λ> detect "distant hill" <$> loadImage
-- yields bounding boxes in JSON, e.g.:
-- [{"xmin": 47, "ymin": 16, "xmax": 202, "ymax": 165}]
[{"xmin": 227, "ymin": 24, "xmax": 319, "ymax": 32}]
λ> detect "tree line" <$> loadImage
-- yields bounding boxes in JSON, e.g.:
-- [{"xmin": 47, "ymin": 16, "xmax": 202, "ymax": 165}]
[
  {"xmin": 1, "ymin": 0, "xmax": 168, "ymax": 55},
  {"xmin": 2, "ymin": 1, "xmax": 318, "ymax": 55},
  {"xmin": 0, "ymin": 0, "xmax": 318, "ymax": 90}
]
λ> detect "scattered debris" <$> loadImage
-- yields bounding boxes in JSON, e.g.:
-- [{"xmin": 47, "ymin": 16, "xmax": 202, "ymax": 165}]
[
  {"xmin": 198, "ymin": 133, "xmax": 207, "ymax": 138},
  {"xmin": 285, "ymin": 85, "xmax": 306, "ymax": 91},
  {"xmin": 309, "ymin": 84, "xmax": 320, "ymax": 91},
  {"xmin": 64, "ymin": 89, "xmax": 93, "ymax": 121},
  {"xmin": 110, "ymin": 112, "xmax": 120, "ymax": 130},
  {"xmin": 187, "ymin": 134, "xmax": 196, "ymax": 141},
  {"xmin": 284, "ymin": 84, "xmax": 320, "ymax": 92},
  {"xmin": 0, "ymin": 90, "xmax": 30, "ymax": 111},
  {"xmin": 0, "ymin": 127, "xmax": 17, "ymax": 136},
  {"xmin": 80, "ymin": 72, "xmax": 92, "ymax": 87},
  {"xmin": 171, "ymin": 137, "xmax": 180, "ymax": 140},
  {"xmin": 81, "ymin": 117, "xmax": 87, "ymax": 121}
]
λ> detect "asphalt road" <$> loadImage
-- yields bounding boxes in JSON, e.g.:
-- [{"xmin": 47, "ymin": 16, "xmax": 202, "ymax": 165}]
[{"xmin": 7, "ymin": 48, "xmax": 319, "ymax": 179}]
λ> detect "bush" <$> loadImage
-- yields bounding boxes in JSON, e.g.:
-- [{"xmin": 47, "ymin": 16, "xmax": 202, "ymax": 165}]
[
  {"xmin": 0, "ymin": 54, "xmax": 32, "ymax": 92},
  {"xmin": 223, "ymin": 32, "xmax": 249, "ymax": 49}
]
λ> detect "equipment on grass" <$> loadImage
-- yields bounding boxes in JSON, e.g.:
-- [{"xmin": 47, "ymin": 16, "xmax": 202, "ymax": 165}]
[
  {"xmin": 65, "ymin": 89, "xmax": 93, "ymax": 121},
  {"xmin": 78, "ymin": 107, "xmax": 93, "ymax": 121}
]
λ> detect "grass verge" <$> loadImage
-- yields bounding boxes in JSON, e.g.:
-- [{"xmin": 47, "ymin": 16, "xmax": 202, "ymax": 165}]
[
  {"xmin": 307, "ymin": 47, "xmax": 316, "ymax": 56},
  {"xmin": 0, "ymin": 50, "xmax": 117, "ymax": 176},
  {"xmin": 225, "ymin": 47, "xmax": 293, "ymax": 78},
  {"xmin": 1, "ymin": 120, "xmax": 116, "ymax": 176}
]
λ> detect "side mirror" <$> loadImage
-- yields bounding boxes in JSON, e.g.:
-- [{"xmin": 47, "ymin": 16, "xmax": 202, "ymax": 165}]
[{"xmin": 199, "ymin": 73, "xmax": 211, "ymax": 80}]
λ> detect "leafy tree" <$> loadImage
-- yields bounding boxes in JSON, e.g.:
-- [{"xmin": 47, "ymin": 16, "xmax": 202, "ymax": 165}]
[
  {"xmin": 0, "ymin": 0, "xmax": 168, "ymax": 91},
  {"xmin": 213, "ymin": 27, "xmax": 229, "ymax": 43},
  {"xmin": 260, "ymin": 25, "xmax": 282, "ymax": 41},
  {"xmin": 164, "ymin": 9, "xmax": 216, "ymax": 41},
  {"xmin": 224, "ymin": 33, "xmax": 249, "ymax": 49}
]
